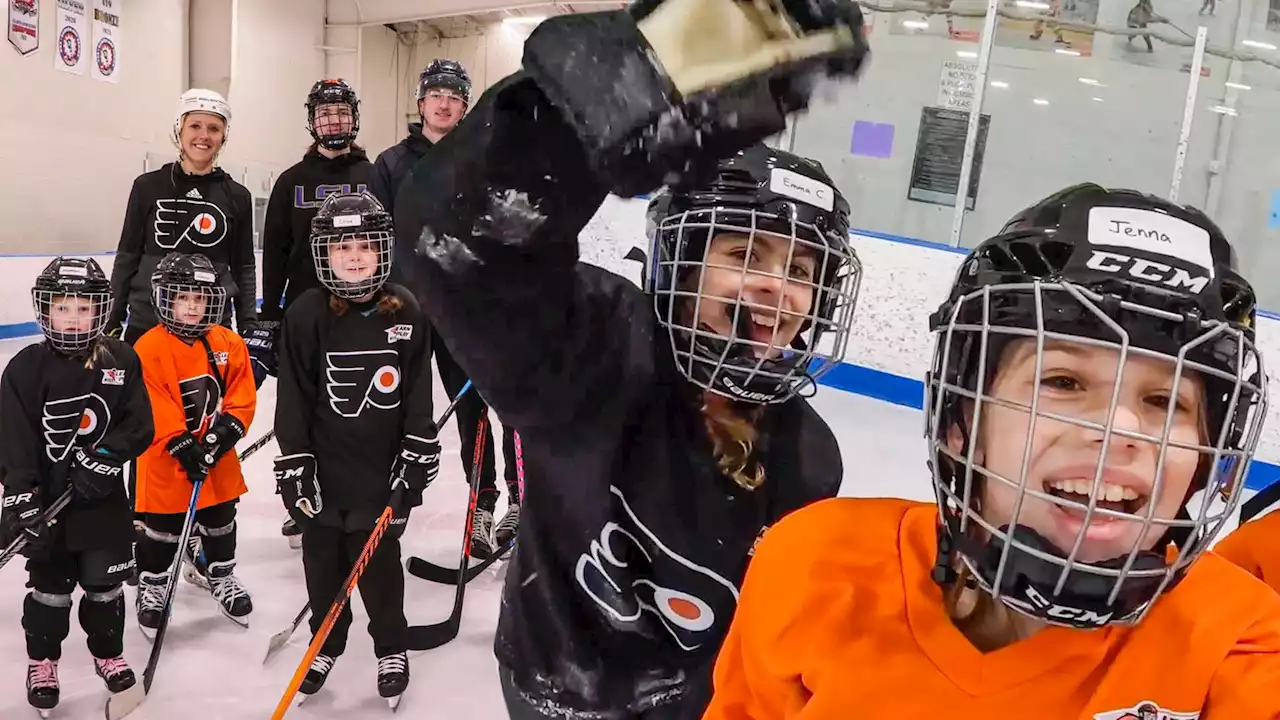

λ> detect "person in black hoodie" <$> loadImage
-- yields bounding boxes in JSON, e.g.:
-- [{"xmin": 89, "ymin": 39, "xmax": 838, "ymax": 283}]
[
  {"xmin": 392, "ymin": 2, "xmax": 870, "ymax": 717},
  {"xmin": 106, "ymin": 88, "xmax": 257, "ymax": 345},
  {"xmin": 373, "ymin": 58, "xmax": 521, "ymax": 559}
]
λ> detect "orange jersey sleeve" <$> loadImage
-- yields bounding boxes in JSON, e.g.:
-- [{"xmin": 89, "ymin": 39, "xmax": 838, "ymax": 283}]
[
  {"xmin": 1212, "ymin": 511, "xmax": 1280, "ymax": 587},
  {"xmin": 703, "ymin": 498, "xmax": 1280, "ymax": 719},
  {"xmin": 207, "ymin": 325, "xmax": 256, "ymax": 432}
]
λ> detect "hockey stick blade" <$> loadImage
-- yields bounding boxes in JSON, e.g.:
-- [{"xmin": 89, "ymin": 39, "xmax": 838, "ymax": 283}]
[
  {"xmin": 406, "ymin": 539, "xmax": 514, "ymax": 585},
  {"xmin": 1241, "ymin": 479, "xmax": 1280, "ymax": 523},
  {"xmin": 263, "ymin": 602, "xmax": 311, "ymax": 665},
  {"xmin": 103, "ymin": 681, "xmax": 146, "ymax": 720}
]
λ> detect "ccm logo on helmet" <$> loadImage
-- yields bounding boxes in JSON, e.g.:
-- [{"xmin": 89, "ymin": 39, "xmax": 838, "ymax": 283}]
[{"xmin": 1085, "ymin": 250, "xmax": 1210, "ymax": 294}]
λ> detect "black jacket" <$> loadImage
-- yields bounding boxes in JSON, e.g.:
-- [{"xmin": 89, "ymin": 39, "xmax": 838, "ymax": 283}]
[
  {"xmin": 0, "ymin": 339, "xmax": 154, "ymax": 552},
  {"xmin": 371, "ymin": 123, "xmax": 434, "ymax": 288},
  {"xmin": 260, "ymin": 147, "xmax": 375, "ymax": 321},
  {"xmin": 394, "ymin": 74, "xmax": 843, "ymax": 718},
  {"xmin": 274, "ymin": 285, "xmax": 434, "ymax": 528},
  {"xmin": 109, "ymin": 162, "xmax": 258, "ymax": 335}
]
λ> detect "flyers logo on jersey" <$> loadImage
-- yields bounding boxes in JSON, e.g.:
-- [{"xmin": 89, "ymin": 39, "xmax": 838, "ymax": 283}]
[
  {"xmin": 154, "ymin": 199, "xmax": 229, "ymax": 249},
  {"xmin": 325, "ymin": 350, "xmax": 401, "ymax": 418},
  {"xmin": 42, "ymin": 394, "xmax": 111, "ymax": 462},
  {"xmin": 1094, "ymin": 702, "xmax": 1200, "ymax": 719},
  {"xmin": 574, "ymin": 486, "xmax": 739, "ymax": 652},
  {"xmin": 386, "ymin": 324, "xmax": 412, "ymax": 343},
  {"xmin": 100, "ymin": 368, "xmax": 125, "ymax": 386},
  {"xmin": 179, "ymin": 374, "xmax": 222, "ymax": 434}
]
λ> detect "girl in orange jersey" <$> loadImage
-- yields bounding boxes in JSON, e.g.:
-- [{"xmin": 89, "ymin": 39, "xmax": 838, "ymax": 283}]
[
  {"xmin": 703, "ymin": 184, "xmax": 1280, "ymax": 718},
  {"xmin": 1212, "ymin": 487, "xmax": 1280, "ymax": 585}
]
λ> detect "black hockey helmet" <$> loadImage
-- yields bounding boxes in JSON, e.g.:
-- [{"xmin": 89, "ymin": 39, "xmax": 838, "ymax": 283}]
[
  {"xmin": 310, "ymin": 191, "xmax": 394, "ymax": 300},
  {"xmin": 306, "ymin": 78, "xmax": 360, "ymax": 151},
  {"xmin": 645, "ymin": 143, "xmax": 862, "ymax": 404},
  {"xmin": 150, "ymin": 252, "xmax": 227, "ymax": 340},
  {"xmin": 926, "ymin": 182, "xmax": 1265, "ymax": 629},
  {"xmin": 31, "ymin": 256, "xmax": 112, "ymax": 354},
  {"xmin": 417, "ymin": 59, "xmax": 471, "ymax": 106}
]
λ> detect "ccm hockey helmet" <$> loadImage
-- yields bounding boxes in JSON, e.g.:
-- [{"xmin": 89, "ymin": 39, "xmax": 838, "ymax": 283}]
[
  {"xmin": 926, "ymin": 183, "xmax": 1265, "ymax": 629},
  {"xmin": 310, "ymin": 191, "xmax": 393, "ymax": 300},
  {"xmin": 645, "ymin": 143, "xmax": 861, "ymax": 404},
  {"xmin": 150, "ymin": 252, "xmax": 227, "ymax": 340},
  {"xmin": 417, "ymin": 59, "xmax": 472, "ymax": 106},
  {"xmin": 173, "ymin": 88, "xmax": 232, "ymax": 146},
  {"xmin": 31, "ymin": 257, "xmax": 112, "ymax": 354},
  {"xmin": 306, "ymin": 78, "xmax": 360, "ymax": 151}
]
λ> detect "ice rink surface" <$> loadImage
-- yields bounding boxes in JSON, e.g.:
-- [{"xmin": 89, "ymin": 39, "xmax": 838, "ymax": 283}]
[{"xmin": 0, "ymin": 336, "xmax": 1253, "ymax": 718}]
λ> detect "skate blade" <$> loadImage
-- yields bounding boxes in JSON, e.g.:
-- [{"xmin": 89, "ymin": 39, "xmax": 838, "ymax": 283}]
[
  {"xmin": 103, "ymin": 683, "xmax": 146, "ymax": 720},
  {"xmin": 288, "ymin": 535, "xmax": 303, "ymax": 550},
  {"xmin": 138, "ymin": 623, "xmax": 156, "ymax": 642},
  {"xmin": 182, "ymin": 565, "xmax": 209, "ymax": 590},
  {"xmin": 386, "ymin": 694, "xmax": 402, "ymax": 712},
  {"xmin": 220, "ymin": 609, "xmax": 250, "ymax": 628},
  {"xmin": 295, "ymin": 691, "xmax": 316, "ymax": 708},
  {"xmin": 34, "ymin": 709, "xmax": 51, "ymax": 719}
]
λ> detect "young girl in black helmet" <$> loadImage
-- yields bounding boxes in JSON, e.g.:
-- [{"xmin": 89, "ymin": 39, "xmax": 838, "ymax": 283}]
[
  {"xmin": 273, "ymin": 191, "xmax": 440, "ymax": 709},
  {"xmin": 391, "ymin": 1, "xmax": 869, "ymax": 715},
  {"xmin": 704, "ymin": 184, "xmax": 1280, "ymax": 717},
  {"xmin": 0, "ymin": 257, "xmax": 155, "ymax": 716}
]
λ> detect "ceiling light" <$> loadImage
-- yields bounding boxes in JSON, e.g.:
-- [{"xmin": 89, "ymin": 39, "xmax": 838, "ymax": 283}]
[
  {"xmin": 1016, "ymin": 0, "xmax": 1052, "ymax": 7},
  {"xmin": 990, "ymin": 80, "xmax": 1009, "ymax": 88},
  {"xmin": 956, "ymin": 50, "xmax": 977, "ymax": 58},
  {"xmin": 902, "ymin": 19, "xmax": 930, "ymax": 29},
  {"xmin": 1242, "ymin": 39, "xmax": 1277, "ymax": 50},
  {"xmin": 1078, "ymin": 77, "xmax": 1102, "ymax": 86},
  {"xmin": 1055, "ymin": 48, "xmax": 1082, "ymax": 56},
  {"xmin": 1033, "ymin": 98, "xmax": 1049, "ymax": 105},
  {"xmin": 1225, "ymin": 81, "xmax": 1252, "ymax": 90},
  {"xmin": 1092, "ymin": 96, "xmax": 1104, "ymax": 102},
  {"xmin": 503, "ymin": 15, "xmax": 545, "ymax": 25},
  {"xmin": 1209, "ymin": 104, "xmax": 1238, "ymax": 116}
]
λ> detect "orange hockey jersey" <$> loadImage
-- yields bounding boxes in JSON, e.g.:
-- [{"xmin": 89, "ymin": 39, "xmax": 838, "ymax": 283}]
[
  {"xmin": 133, "ymin": 324, "xmax": 256, "ymax": 514},
  {"xmin": 703, "ymin": 498, "xmax": 1280, "ymax": 719},
  {"xmin": 1213, "ymin": 510, "xmax": 1280, "ymax": 589}
]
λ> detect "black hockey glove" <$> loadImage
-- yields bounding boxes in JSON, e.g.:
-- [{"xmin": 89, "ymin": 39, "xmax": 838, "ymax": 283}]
[
  {"xmin": 390, "ymin": 432, "xmax": 441, "ymax": 509},
  {"xmin": 0, "ymin": 487, "xmax": 51, "ymax": 559},
  {"xmin": 274, "ymin": 453, "xmax": 321, "ymax": 529},
  {"xmin": 167, "ymin": 432, "xmax": 213, "ymax": 483},
  {"xmin": 522, "ymin": 0, "xmax": 869, "ymax": 197},
  {"xmin": 201, "ymin": 415, "xmax": 245, "ymax": 465},
  {"xmin": 69, "ymin": 446, "xmax": 126, "ymax": 503},
  {"xmin": 241, "ymin": 320, "xmax": 279, "ymax": 389}
]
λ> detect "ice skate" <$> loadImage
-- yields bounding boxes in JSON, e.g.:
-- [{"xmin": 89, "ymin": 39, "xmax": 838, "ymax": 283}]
[
  {"xmin": 26, "ymin": 659, "xmax": 58, "ymax": 717},
  {"xmin": 93, "ymin": 656, "xmax": 137, "ymax": 694},
  {"xmin": 207, "ymin": 560, "xmax": 253, "ymax": 626},
  {"xmin": 135, "ymin": 571, "xmax": 168, "ymax": 640},
  {"xmin": 297, "ymin": 654, "xmax": 337, "ymax": 704},
  {"xmin": 282, "ymin": 516, "xmax": 303, "ymax": 550},
  {"xmin": 493, "ymin": 500, "xmax": 520, "ymax": 550},
  {"xmin": 181, "ymin": 535, "xmax": 210, "ymax": 590},
  {"xmin": 376, "ymin": 652, "xmax": 408, "ymax": 710},
  {"xmin": 469, "ymin": 507, "xmax": 495, "ymax": 560}
]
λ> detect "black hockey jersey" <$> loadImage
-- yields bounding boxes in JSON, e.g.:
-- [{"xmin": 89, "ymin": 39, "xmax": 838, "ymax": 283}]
[
  {"xmin": 0, "ymin": 339, "xmax": 155, "ymax": 552},
  {"xmin": 371, "ymin": 124, "xmax": 434, "ymax": 290},
  {"xmin": 108, "ymin": 162, "xmax": 258, "ymax": 336},
  {"xmin": 259, "ymin": 147, "xmax": 376, "ymax": 321},
  {"xmin": 274, "ymin": 285, "xmax": 435, "ymax": 526},
  {"xmin": 393, "ymin": 74, "xmax": 843, "ymax": 718}
]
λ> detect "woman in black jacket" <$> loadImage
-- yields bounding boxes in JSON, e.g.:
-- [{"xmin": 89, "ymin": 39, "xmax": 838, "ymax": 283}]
[
  {"xmin": 106, "ymin": 88, "xmax": 257, "ymax": 344},
  {"xmin": 392, "ymin": 2, "xmax": 869, "ymax": 717}
]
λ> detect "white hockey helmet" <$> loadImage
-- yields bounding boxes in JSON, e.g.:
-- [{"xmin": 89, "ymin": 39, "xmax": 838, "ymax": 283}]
[{"xmin": 172, "ymin": 88, "xmax": 232, "ymax": 145}]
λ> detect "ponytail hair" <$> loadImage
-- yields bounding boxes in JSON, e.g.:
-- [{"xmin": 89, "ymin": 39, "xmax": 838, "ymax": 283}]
[
  {"xmin": 701, "ymin": 394, "xmax": 765, "ymax": 491},
  {"xmin": 328, "ymin": 291, "xmax": 404, "ymax": 317}
]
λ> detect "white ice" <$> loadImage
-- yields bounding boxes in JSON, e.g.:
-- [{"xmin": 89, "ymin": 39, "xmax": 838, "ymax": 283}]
[{"xmin": 0, "ymin": 336, "xmax": 1252, "ymax": 718}]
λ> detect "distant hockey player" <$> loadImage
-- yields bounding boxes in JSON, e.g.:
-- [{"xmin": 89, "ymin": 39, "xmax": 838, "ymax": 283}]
[
  {"xmin": 132, "ymin": 253, "xmax": 257, "ymax": 632},
  {"xmin": 273, "ymin": 191, "xmax": 440, "ymax": 709},
  {"xmin": 374, "ymin": 57, "xmax": 522, "ymax": 560},
  {"xmin": 106, "ymin": 89, "xmax": 258, "ymax": 343},
  {"xmin": 0, "ymin": 258, "xmax": 155, "ymax": 716},
  {"xmin": 392, "ymin": 0, "xmax": 870, "ymax": 716},
  {"xmin": 248, "ymin": 77, "xmax": 375, "ymax": 549}
]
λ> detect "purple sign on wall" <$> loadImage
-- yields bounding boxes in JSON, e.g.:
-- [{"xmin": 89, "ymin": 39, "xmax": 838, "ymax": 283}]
[{"xmin": 851, "ymin": 121, "xmax": 894, "ymax": 159}]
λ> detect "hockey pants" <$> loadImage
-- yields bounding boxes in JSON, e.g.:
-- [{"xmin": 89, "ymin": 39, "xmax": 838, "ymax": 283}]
[
  {"xmin": 24, "ymin": 545, "xmax": 133, "ymax": 661},
  {"xmin": 136, "ymin": 500, "xmax": 238, "ymax": 574},
  {"xmin": 302, "ymin": 520, "xmax": 407, "ymax": 657}
]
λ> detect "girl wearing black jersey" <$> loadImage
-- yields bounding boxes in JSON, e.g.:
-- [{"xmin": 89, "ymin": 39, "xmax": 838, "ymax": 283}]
[
  {"xmin": 0, "ymin": 258, "xmax": 155, "ymax": 716},
  {"xmin": 392, "ymin": 1, "xmax": 869, "ymax": 717},
  {"xmin": 273, "ymin": 191, "xmax": 441, "ymax": 709}
]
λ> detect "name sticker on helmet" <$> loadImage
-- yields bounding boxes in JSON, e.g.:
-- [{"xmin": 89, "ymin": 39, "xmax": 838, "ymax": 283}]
[
  {"xmin": 60, "ymin": 265, "xmax": 88, "ymax": 277},
  {"xmin": 769, "ymin": 168, "xmax": 833, "ymax": 212},
  {"xmin": 192, "ymin": 270, "xmax": 216, "ymax": 283},
  {"xmin": 1087, "ymin": 206, "xmax": 1214, "ymax": 275},
  {"xmin": 333, "ymin": 214, "xmax": 362, "ymax": 228}
]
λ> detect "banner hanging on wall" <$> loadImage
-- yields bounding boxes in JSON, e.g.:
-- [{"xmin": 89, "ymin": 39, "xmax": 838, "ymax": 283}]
[
  {"xmin": 53, "ymin": 0, "xmax": 87, "ymax": 74},
  {"xmin": 90, "ymin": 0, "xmax": 119, "ymax": 83},
  {"xmin": 8, "ymin": 0, "xmax": 39, "ymax": 56}
]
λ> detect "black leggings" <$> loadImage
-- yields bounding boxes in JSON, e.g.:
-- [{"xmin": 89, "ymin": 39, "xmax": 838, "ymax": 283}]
[{"xmin": 302, "ymin": 520, "xmax": 406, "ymax": 657}]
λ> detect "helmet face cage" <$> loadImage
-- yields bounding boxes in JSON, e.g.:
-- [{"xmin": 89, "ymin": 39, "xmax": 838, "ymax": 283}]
[
  {"xmin": 153, "ymin": 281, "xmax": 227, "ymax": 340},
  {"xmin": 33, "ymin": 288, "xmax": 110, "ymax": 353},
  {"xmin": 307, "ymin": 81, "xmax": 360, "ymax": 150},
  {"xmin": 311, "ymin": 230, "xmax": 393, "ymax": 300},
  {"xmin": 926, "ymin": 279, "xmax": 1266, "ymax": 628},
  {"xmin": 649, "ymin": 206, "xmax": 861, "ymax": 404}
]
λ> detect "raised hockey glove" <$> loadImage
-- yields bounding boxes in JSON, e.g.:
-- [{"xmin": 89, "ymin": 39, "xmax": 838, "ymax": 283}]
[
  {"xmin": 274, "ymin": 453, "xmax": 321, "ymax": 528},
  {"xmin": 522, "ymin": 0, "xmax": 869, "ymax": 196},
  {"xmin": 69, "ymin": 446, "xmax": 126, "ymax": 502},
  {"xmin": 241, "ymin": 320, "xmax": 279, "ymax": 389},
  {"xmin": 0, "ymin": 487, "xmax": 51, "ymax": 559},
  {"xmin": 201, "ymin": 415, "xmax": 245, "ymax": 465},
  {"xmin": 390, "ymin": 432, "xmax": 441, "ymax": 509},
  {"xmin": 167, "ymin": 432, "xmax": 213, "ymax": 483}
]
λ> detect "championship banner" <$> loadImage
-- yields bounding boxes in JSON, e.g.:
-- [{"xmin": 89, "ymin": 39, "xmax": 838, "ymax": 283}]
[
  {"xmin": 8, "ymin": 0, "xmax": 38, "ymax": 56},
  {"xmin": 90, "ymin": 0, "xmax": 118, "ymax": 83},
  {"xmin": 54, "ymin": 0, "xmax": 87, "ymax": 74}
]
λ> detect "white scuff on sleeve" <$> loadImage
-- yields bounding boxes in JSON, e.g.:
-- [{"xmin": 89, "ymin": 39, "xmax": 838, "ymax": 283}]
[{"xmin": 474, "ymin": 188, "xmax": 547, "ymax": 245}]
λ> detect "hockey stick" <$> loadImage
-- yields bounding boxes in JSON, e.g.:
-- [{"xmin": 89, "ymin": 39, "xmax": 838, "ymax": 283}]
[
  {"xmin": 237, "ymin": 429, "xmax": 276, "ymax": 462},
  {"xmin": 260, "ymin": 382, "xmax": 474, "ymax": 667},
  {"xmin": 406, "ymin": 412, "xmax": 489, "ymax": 650},
  {"xmin": 1241, "ymin": 477, "xmax": 1280, "ymax": 523}
]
